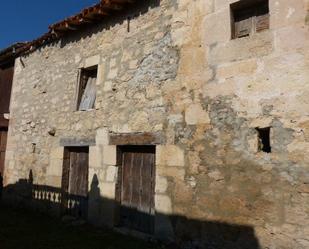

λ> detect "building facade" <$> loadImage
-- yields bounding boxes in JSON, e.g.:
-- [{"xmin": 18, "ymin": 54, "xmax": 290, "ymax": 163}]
[{"xmin": 2, "ymin": 0, "xmax": 309, "ymax": 248}]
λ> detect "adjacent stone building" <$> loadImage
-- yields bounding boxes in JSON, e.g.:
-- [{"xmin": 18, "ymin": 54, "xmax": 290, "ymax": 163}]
[{"xmin": 1, "ymin": 0, "xmax": 309, "ymax": 248}]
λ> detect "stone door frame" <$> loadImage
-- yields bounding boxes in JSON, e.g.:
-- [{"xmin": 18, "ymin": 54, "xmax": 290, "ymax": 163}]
[{"xmin": 93, "ymin": 129, "xmax": 178, "ymax": 240}]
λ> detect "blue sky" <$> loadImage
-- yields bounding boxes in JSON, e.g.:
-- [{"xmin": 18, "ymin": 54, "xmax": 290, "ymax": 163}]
[{"xmin": 0, "ymin": 0, "xmax": 99, "ymax": 49}]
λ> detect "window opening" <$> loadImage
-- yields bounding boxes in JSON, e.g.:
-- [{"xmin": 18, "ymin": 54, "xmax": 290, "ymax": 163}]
[
  {"xmin": 256, "ymin": 127, "xmax": 271, "ymax": 153},
  {"xmin": 231, "ymin": 0, "xmax": 269, "ymax": 39},
  {"xmin": 77, "ymin": 66, "xmax": 97, "ymax": 111}
]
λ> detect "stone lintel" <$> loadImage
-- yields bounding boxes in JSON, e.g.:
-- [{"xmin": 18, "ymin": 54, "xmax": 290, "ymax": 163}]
[
  {"xmin": 109, "ymin": 132, "xmax": 165, "ymax": 145},
  {"xmin": 59, "ymin": 137, "xmax": 96, "ymax": 147}
]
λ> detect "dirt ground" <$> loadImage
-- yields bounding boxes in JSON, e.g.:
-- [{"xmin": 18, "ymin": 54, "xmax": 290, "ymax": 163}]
[{"xmin": 0, "ymin": 205, "xmax": 164, "ymax": 249}]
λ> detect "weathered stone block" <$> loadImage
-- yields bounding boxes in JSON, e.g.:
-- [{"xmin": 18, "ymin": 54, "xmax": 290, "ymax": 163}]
[
  {"xmin": 156, "ymin": 145, "xmax": 185, "ymax": 167},
  {"xmin": 103, "ymin": 146, "xmax": 117, "ymax": 166},
  {"xmin": 50, "ymin": 147, "xmax": 64, "ymax": 160},
  {"xmin": 46, "ymin": 176, "xmax": 62, "ymax": 188},
  {"xmin": 155, "ymin": 194, "xmax": 172, "ymax": 214},
  {"xmin": 216, "ymin": 59, "xmax": 258, "ymax": 80},
  {"xmin": 47, "ymin": 159, "xmax": 63, "ymax": 177},
  {"xmin": 204, "ymin": 7, "xmax": 231, "ymax": 45},
  {"xmin": 179, "ymin": 47, "xmax": 206, "ymax": 77},
  {"xmin": 270, "ymin": 0, "xmax": 306, "ymax": 29},
  {"xmin": 155, "ymin": 176, "xmax": 168, "ymax": 194},
  {"xmin": 107, "ymin": 68, "xmax": 118, "ymax": 79},
  {"xmin": 105, "ymin": 166, "xmax": 118, "ymax": 182},
  {"xmin": 84, "ymin": 54, "xmax": 100, "ymax": 68},
  {"xmin": 157, "ymin": 166, "xmax": 185, "ymax": 180},
  {"xmin": 101, "ymin": 182, "xmax": 116, "ymax": 199},
  {"xmin": 275, "ymin": 26, "xmax": 309, "ymax": 53},
  {"xmin": 96, "ymin": 128, "xmax": 109, "ymax": 146},
  {"xmin": 89, "ymin": 146, "xmax": 102, "ymax": 169},
  {"xmin": 185, "ymin": 103, "xmax": 210, "ymax": 125},
  {"xmin": 97, "ymin": 64, "xmax": 105, "ymax": 86},
  {"xmin": 209, "ymin": 32, "xmax": 273, "ymax": 65},
  {"xmin": 103, "ymin": 81, "xmax": 113, "ymax": 92}
]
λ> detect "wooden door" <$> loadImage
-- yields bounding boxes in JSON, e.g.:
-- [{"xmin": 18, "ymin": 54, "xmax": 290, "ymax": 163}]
[
  {"xmin": 118, "ymin": 146, "xmax": 155, "ymax": 234},
  {"xmin": 0, "ymin": 128, "xmax": 8, "ymax": 176},
  {"xmin": 61, "ymin": 147, "xmax": 89, "ymax": 218}
]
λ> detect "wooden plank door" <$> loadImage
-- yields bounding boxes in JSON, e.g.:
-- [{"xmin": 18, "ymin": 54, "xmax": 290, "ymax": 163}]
[
  {"xmin": 61, "ymin": 147, "xmax": 89, "ymax": 218},
  {"xmin": 118, "ymin": 146, "xmax": 155, "ymax": 234},
  {"xmin": 0, "ymin": 128, "xmax": 8, "ymax": 176}
]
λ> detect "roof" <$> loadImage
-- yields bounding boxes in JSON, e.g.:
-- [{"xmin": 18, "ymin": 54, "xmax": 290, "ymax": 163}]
[
  {"xmin": 0, "ymin": 43, "xmax": 28, "ymax": 67},
  {"xmin": 0, "ymin": 0, "xmax": 136, "ymax": 66}
]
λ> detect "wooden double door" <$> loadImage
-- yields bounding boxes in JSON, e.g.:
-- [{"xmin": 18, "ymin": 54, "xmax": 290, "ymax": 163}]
[
  {"xmin": 0, "ymin": 128, "xmax": 8, "ymax": 177},
  {"xmin": 117, "ymin": 146, "xmax": 156, "ymax": 234},
  {"xmin": 61, "ymin": 147, "xmax": 89, "ymax": 218}
]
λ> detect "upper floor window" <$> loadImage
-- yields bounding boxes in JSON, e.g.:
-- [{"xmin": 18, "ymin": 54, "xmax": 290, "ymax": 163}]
[
  {"xmin": 231, "ymin": 0, "xmax": 269, "ymax": 39},
  {"xmin": 76, "ymin": 66, "xmax": 97, "ymax": 111}
]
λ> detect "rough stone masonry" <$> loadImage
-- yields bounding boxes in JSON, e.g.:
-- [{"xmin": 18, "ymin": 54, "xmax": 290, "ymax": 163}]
[{"xmin": 3, "ymin": 0, "xmax": 309, "ymax": 248}]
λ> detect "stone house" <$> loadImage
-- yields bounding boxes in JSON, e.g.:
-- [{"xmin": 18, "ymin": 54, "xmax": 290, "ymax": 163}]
[{"xmin": 1, "ymin": 0, "xmax": 309, "ymax": 248}]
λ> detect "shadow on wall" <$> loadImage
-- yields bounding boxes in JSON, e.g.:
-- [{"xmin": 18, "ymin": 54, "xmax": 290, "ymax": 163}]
[{"xmin": 0, "ymin": 172, "xmax": 261, "ymax": 249}]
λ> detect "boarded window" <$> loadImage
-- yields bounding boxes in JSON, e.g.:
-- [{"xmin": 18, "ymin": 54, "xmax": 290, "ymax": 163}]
[
  {"xmin": 231, "ymin": 0, "xmax": 269, "ymax": 39},
  {"xmin": 76, "ymin": 66, "xmax": 97, "ymax": 111}
]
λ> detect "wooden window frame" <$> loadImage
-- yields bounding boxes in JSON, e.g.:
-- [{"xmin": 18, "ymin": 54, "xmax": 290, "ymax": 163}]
[
  {"xmin": 230, "ymin": 0, "xmax": 269, "ymax": 39},
  {"xmin": 75, "ymin": 66, "xmax": 98, "ymax": 111}
]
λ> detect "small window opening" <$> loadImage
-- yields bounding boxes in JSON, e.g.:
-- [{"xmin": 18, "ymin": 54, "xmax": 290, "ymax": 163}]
[
  {"xmin": 231, "ymin": 0, "xmax": 269, "ymax": 39},
  {"xmin": 256, "ymin": 127, "xmax": 271, "ymax": 153},
  {"xmin": 77, "ymin": 66, "xmax": 98, "ymax": 111}
]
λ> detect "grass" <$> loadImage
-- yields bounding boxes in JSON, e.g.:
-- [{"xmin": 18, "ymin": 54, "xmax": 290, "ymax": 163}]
[{"xmin": 0, "ymin": 205, "xmax": 164, "ymax": 249}]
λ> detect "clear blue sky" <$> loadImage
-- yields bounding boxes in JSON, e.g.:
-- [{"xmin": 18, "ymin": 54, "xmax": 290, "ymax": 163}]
[{"xmin": 0, "ymin": 0, "xmax": 99, "ymax": 49}]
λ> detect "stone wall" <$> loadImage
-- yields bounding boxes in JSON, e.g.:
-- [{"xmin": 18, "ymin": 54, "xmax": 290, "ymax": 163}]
[{"xmin": 4, "ymin": 0, "xmax": 309, "ymax": 248}]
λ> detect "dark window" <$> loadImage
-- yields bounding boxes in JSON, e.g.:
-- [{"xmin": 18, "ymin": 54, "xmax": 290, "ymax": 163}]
[
  {"xmin": 231, "ymin": 0, "xmax": 269, "ymax": 39},
  {"xmin": 76, "ymin": 66, "xmax": 97, "ymax": 111},
  {"xmin": 256, "ymin": 127, "xmax": 271, "ymax": 153}
]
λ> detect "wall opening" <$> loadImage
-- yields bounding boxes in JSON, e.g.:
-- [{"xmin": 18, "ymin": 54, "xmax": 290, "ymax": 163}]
[
  {"xmin": 256, "ymin": 127, "xmax": 271, "ymax": 153},
  {"xmin": 76, "ymin": 66, "xmax": 97, "ymax": 111},
  {"xmin": 231, "ymin": 0, "xmax": 269, "ymax": 39}
]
